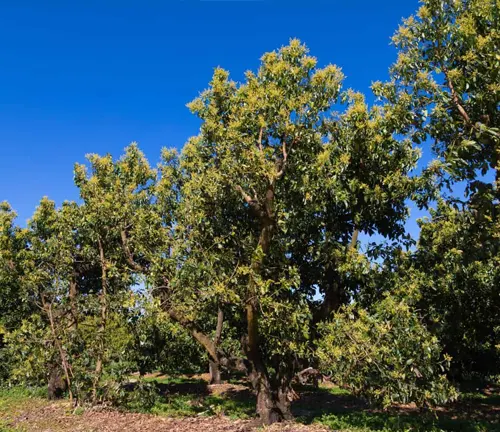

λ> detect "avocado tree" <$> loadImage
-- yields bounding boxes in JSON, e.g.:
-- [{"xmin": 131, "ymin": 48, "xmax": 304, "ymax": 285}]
[
  {"xmin": 74, "ymin": 144, "xmax": 163, "ymax": 400},
  {"xmin": 376, "ymin": 0, "xmax": 500, "ymax": 378},
  {"xmin": 11, "ymin": 198, "xmax": 82, "ymax": 401},
  {"xmin": 169, "ymin": 40, "xmax": 430, "ymax": 423},
  {"xmin": 0, "ymin": 202, "xmax": 35, "ymax": 382}
]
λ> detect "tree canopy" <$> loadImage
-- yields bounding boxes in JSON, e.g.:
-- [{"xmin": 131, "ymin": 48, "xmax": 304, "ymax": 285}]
[{"xmin": 0, "ymin": 0, "xmax": 498, "ymax": 425}]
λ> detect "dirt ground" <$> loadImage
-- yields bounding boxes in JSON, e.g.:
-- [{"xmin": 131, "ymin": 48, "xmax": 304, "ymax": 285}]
[
  {"xmin": 6, "ymin": 402, "xmax": 329, "ymax": 432},
  {"xmin": 3, "ymin": 377, "xmax": 499, "ymax": 431}
]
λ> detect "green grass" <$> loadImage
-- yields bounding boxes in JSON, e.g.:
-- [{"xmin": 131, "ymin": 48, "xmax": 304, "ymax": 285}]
[
  {"xmin": 0, "ymin": 386, "xmax": 46, "ymax": 413},
  {"xmin": 142, "ymin": 375, "xmax": 206, "ymax": 386},
  {"xmin": 140, "ymin": 376, "xmax": 499, "ymax": 430},
  {"xmin": 305, "ymin": 385, "xmax": 500, "ymax": 432},
  {"xmin": 134, "ymin": 375, "xmax": 255, "ymax": 419},
  {"xmin": 137, "ymin": 376, "xmax": 500, "ymax": 430},
  {"xmin": 149, "ymin": 393, "xmax": 254, "ymax": 419},
  {"xmin": 0, "ymin": 378, "xmax": 498, "ymax": 432},
  {"xmin": 0, "ymin": 386, "xmax": 47, "ymax": 432},
  {"xmin": 314, "ymin": 411, "xmax": 498, "ymax": 432}
]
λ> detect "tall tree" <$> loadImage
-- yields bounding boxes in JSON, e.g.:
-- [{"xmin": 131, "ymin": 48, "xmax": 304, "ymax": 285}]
[
  {"xmin": 174, "ymin": 40, "xmax": 425, "ymax": 423},
  {"xmin": 376, "ymin": 0, "xmax": 500, "ymax": 378}
]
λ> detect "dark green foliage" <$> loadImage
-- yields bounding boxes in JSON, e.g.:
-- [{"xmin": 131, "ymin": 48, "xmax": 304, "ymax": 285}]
[
  {"xmin": 130, "ymin": 308, "xmax": 207, "ymax": 376},
  {"xmin": 412, "ymin": 201, "xmax": 500, "ymax": 378}
]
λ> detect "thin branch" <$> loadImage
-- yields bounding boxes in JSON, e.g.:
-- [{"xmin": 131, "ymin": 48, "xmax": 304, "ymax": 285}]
[
  {"xmin": 258, "ymin": 127, "xmax": 264, "ymax": 152},
  {"xmin": 276, "ymin": 136, "xmax": 297, "ymax": 179},
  {"xmin": 235, "ymin": 185, "xmax": 261, "ymax": 212}
]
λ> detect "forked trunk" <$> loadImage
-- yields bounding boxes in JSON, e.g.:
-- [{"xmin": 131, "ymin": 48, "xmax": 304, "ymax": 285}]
[{"xmin": 249, "ymin": 368, "xmax": 293, "ymax": 424}]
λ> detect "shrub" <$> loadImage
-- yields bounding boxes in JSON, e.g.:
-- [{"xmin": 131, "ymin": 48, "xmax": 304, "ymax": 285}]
[{"xmin": 316, "ymin": 296, "xmax": 458, "ymax": 407}]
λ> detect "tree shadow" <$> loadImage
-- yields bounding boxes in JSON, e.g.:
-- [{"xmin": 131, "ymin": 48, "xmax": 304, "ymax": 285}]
[
  {"xmin": 130, "ymin": 377, "xmax": 499, "ymax": 430},
  {"xmin": 292, "ymin": 385, "xmax": 500, "ymax": 432},
  {"xmin": 155, "ymin": 378, "xmax": 210, "ymax": 397},
  {"xmin": 292, "ymin": 385, "xmax": 368, "ymax": 421},
  {"xmin": 141, "ymin": 376, "xmax": 256, "ymax": 418}
]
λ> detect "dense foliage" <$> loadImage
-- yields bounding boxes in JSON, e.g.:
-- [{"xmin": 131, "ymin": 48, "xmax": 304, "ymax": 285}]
[
  {"xmin": 0, "ymin": 0, "xmax": 498, "ymax": 425},
  {"xmin": 374, "ymin": 0, "xmax": 500, "ymax": 379},
  {"xmin": 317, "ymin": 297, "xmax": 458, "ymax": 407}
]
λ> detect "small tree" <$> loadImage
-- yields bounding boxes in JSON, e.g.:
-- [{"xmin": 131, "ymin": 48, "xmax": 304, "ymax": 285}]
[
  {"xmin": 74, "ymin": 144, "xmax": 160, "ymax": 401},
  {"xmin": 16, "ymin": 198, "xmax": 80, "ymax": 401},
  {"xmin": 0, "ymin": 202, "xmax": 34, "ymax": 382}
]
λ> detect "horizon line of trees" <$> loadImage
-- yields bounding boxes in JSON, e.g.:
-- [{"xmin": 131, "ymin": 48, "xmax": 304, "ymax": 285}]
[{"xmin": 0, "ymin": 0, "xmax": 498, "ymax": 424}]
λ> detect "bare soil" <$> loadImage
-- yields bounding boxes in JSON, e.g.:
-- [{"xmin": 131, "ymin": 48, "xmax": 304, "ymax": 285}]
[
  {"xmin": 6, "ymin": 402, "xmax": 329, "ymax": 432},
  {"xmin": 3, "ymin": 379, "xmax": 499, "ymax": 431},
  {"xmin": 3, "ymin": 380, "xmax": 329, "ymax": 432}
]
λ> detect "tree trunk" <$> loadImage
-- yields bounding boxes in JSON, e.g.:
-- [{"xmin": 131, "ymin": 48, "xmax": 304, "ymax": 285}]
[
  {"xmin": 209, "ymin": 306, "xmax": 224, "ymax": 384},
  {"xmin": 243, "ymin": 183, "xmax": 294, "ymax": 424},
  {"xmin": 93, "ymin": 237, "xmax": 108, "ymax": 404},
  {"xmin": 47, "ymin": 363, "xmax": 68, "ymax": 400},
  {"xmin": 209, "ymin": 360, "xmax": 221, "ymax": 384},
  {"xmin": 249, "ymin": 368, "xmax": 293, "ymax": 424},
  {"xmin": 42, "ymin": 295, "xmax": 73, "ymax": 404},
  {"xmin": 68, "ymin": 277, "xmax": 78, "ymax": 330}
]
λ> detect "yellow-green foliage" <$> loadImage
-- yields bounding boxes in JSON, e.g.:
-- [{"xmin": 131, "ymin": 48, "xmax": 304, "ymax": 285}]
[{"xmin": 317, "ymin": 296, "xmax": 458, "ymax": 407}]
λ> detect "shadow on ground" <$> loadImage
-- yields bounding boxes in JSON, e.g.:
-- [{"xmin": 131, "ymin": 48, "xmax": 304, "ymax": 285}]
[
  {"xmin": 140, "ymin": 376, "xmax": 500, "ymax": 431},
  {"xmin": 294, "ymin": 384, "xmax": 500, "ymax": 431}
]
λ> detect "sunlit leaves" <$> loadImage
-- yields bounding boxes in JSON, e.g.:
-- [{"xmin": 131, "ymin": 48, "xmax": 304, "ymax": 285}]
[{"xmin": 317, "ymin": 297, "xmax": 458, "ymax": 407}]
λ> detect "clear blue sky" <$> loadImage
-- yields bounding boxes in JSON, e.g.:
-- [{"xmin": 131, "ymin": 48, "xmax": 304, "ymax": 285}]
[{"xmin": 1, "ymin": 0, "xmax": 423, "ymax": 227}]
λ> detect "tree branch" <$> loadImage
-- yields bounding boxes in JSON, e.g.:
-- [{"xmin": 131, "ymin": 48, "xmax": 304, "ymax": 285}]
[
  {"xmin": 276, "ymin": 136, "xmax": 297, "ymax": 179},
  {"xmin": 443, "ymin": 66, "xmax": 471, "ymax": 125},
  {"xmin": 436, "ymin": 33, "xmax": 471, "ymax": 126},
  {"xmin": 258, "ymin": 127, "xmax": 264, "ymax": 152},
  {"xmin": 235, "ymin": 185, "xmax": 261, "ymax": 213},
  {"xmin": 120, "ymin": 229, "xmax": 144, "ymax": 272},
  {"xmin": 349, "ymin": 229, "xmax": 359, "ymax": 250},
  {"xmin": 166, "ymin": 308, "xmax": 219, "ymax": 362},
  {"xmin": 215, "ymin": 307, "xmax": 224, "ymax": 347}
]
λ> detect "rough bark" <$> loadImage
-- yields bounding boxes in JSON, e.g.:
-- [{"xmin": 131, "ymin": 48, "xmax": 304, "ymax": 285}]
[
  {"xmin": 209, "ymin": 360, "xmax": 221, "ymax": 385},
  {"xmin": 248, "ymin": 368, "xmax": 293, "ymax": 424},
  {"xmin": 209, "ymin": 307, "xmax": 224, "ymax": 384}
]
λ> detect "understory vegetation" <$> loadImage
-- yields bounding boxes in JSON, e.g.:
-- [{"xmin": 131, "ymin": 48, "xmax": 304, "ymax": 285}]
[
  {"xmin": 1, "ymin": 377, "xmax": 499, "ymax": 431},
  {"xmin": 0, "ymin": 0, "xmax": 499, "ymax": 429}
]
